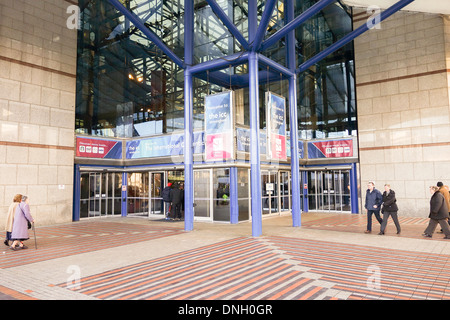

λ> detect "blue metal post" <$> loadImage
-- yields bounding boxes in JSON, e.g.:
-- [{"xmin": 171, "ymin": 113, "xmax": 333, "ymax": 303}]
[
  {"xmin": 184, "ymin": 0, "xmax": 194, "ymax": 231},
  {"xmin": 286, "ymin": 0, "xmax": 301, "ymax": 227},
  {"xmin": 73, "ymin": 164, "xmax": 81, "ymax": 221},
  {"xmin": 350, "ymin": 163, "xmax": 359, "ymax": 214},
  {"xmin": 230, "ymin": 167, "xmax": 239, "ymax": 224},
  {"xmin": 296, "ymin": 0, "xmax": 415, "ymax": 73},
  {"xmin": 249, "ymin": 0, "xmax": 262, "ymax": 237},
  {"xmin": 121, "ymin": 172, "xmax": 127, "ymax": 217},
  {"xmin": 249, "ymin": 51, "xmax": 262, "ymax": 237}
]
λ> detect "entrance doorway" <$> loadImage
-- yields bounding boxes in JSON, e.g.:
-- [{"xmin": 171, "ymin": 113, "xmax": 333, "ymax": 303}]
[
  {"xmin": 261, "ymin": 171, "xmax": 278, "ymax": 215},
  {"xmin": 79, "ymin": 172, "xmax": 122, "ymax": 218},
  {"xmin": 307, "ymin": 169, "xmax": 351, "ymax": 212}
]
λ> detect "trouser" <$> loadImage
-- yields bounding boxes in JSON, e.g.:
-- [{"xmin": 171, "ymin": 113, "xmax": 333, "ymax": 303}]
[
  {"xmin": 164, "ymin": 202, "xmax": 171, "ymax": 218},
  {"xmin": 424, "ymin": 218, "xmax": 450, "ymax": 237},
  {"xmin": 367, "ymin": 210, "xmax": 382, "ymax": 231},
  {"xmin": 173, "ymin": 203, "xmax": 182, "ymax": 219},
  {"xmin": 380, "ymin": 211, "xmax": 401, "ymax": 233}
]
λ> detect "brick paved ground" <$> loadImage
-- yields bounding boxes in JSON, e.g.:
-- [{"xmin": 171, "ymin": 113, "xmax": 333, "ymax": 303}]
[{"xmin": 0, "ymin": 212, "xmax": 449, "ymax": 302}]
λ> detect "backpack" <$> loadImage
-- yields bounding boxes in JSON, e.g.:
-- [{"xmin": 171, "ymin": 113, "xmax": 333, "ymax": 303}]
[{"xmin": 162, "ymin": 186, "xmax": 172, "ymax": 202}]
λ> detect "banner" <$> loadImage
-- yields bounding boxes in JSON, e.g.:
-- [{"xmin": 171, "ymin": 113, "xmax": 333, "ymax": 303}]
[
  {"xmin": 266, "ymin": 92, "xmax": 287, "ymax": 161},
  {"xmin": 76, "ymin": 137, "xmax": 122, "ymax": 159},
  {"xmin": 307, "ymin": 139, "xmax": 353, "ymax": 159},
  {"xmin": 126, "ymin": 132, "xmax": 204, "ymax": 159},
  {"xmin": 204, "ymin": 91, "xmax": 234, "ymax": 161}
]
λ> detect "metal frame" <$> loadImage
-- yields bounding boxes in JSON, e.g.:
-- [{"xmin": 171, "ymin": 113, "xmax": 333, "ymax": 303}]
[{"xmin": 105, "ymin": 0, "xmax": 415, "ymax": 236}]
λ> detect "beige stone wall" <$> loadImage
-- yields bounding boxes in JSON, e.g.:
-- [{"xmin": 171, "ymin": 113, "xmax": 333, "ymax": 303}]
[
  {"xmin": 354, "ymin": 9, "xmax": 450, "ymax": 217},
  {"xmin": 0, "ymin": 0, "xmax": 77, "ymax": 229}
]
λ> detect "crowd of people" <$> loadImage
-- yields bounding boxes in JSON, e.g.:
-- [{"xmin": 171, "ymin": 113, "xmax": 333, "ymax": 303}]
[
  {"xmin": 4, "ymin": 194, "xmax": 35, "ymax": 251},
  {"xmin": 364, "ymin": 181, "xmax": 450, "ymax": 239}
]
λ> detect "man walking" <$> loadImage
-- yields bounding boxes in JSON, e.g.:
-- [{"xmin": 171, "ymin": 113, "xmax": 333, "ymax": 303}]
[{"xmin": 365, "ymin": 181, "xmax": 383, "ymax": 233}]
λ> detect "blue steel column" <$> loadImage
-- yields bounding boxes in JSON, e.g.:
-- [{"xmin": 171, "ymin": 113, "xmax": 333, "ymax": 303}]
[
  {"xmin": 286, "ymin": 0, "xmax": 301, "ymax": 227},
  {"xmin": 121, "ymin": 172, "xmax": 127, "ymax": 217},
  {"xmin": 184, "ymin": 0, "xmax": 194, "ymax": 231},
  {"xmin": 249, "ymin": 52, "xmax": 262, "ymax": 237},
  {"xmin": 350, "ymin": 163, "xmax": 359, "ymax": 214},
  {"xmin": 230, "ymin": 167, "xmax": 239, "ymax": 224},
  {"xmin": 73, "ymin": 164, "xmax": 81, "ymax": 221},
  {"xmin": 249, "ymin": 0, "xmax": 262, "ymax": 237}
]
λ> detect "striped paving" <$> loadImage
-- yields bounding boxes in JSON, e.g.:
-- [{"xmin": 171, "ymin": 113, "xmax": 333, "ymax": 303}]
[
  {"xmin": 0, "ymin": 221, "xmax": 184, "ymax": 269},
  {"xmin": 59, "ymin": 235, "xmax": 450, "ymax": 300},
  {"xmin": 302, "ymin": 213, "xmax": 444, "ymax": 240}
]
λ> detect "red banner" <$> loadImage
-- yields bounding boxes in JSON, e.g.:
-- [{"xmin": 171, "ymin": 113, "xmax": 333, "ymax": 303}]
[{"xmin": 76, "ymin": 137, "xmax": 122, "ymax": 159}]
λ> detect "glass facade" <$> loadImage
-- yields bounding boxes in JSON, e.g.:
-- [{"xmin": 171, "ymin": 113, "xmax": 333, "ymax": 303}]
[{"xmin": 75, "ymin": 0, "xmax": 356, "ymax": 139}]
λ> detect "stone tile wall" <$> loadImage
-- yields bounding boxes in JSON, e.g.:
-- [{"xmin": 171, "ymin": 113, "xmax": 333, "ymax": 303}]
[
  {"xmin": 0, "ymin": 0, "xmax": 77, "ymax": 228},
  {"xmin": 354, "ymin": 8, "xmax": 450, "ymax": 216}
]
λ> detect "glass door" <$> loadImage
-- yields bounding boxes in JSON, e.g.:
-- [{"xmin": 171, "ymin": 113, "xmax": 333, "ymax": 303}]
[
  {"xmin": 127, "ymin": 172, "xmax": 150, "ymax": 217},
  {"xmin": 150, "ymin": 172, "xmax": 165, "ymax": 216},
  {"xmin": 194, "ymin": 169, "xmax": 212, "ymax": 221},
  {"xmin": 280, "ymin": 171, "xmax": 290, "ymax": 212},
  {"xmin": 89, "ymin": 173, "xmax": 101, "ymax": 217},
  {"xmin": 261, "ymin": 171, "xmax": 279, "ymax": 215}
]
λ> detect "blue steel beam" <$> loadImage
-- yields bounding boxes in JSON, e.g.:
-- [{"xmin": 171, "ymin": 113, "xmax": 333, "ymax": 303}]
[
  {"xmin": 296, "ymin": 0, "xmax": 415, "ymax": 73},
  {"xmin": 285, "ymin": 0, "xmax": 301, "ymax": 228},
  {"xmin": 205, "ymin": 0, "xmax": 249, "ymax": 50},
  {"xmin": 108, "ymin": 0, "xmax": 185, "ymax": 69},
  {"xmin": 189, "ymin": 52, "xmax": 249, "ymax": 74},
  {"xmin": 184, "ymin": 0, "xmax": 194, "ymax": 232},
  {"xmin": 258, "ymin": 53, "xmax": 295, "ymax": 77},
  {"xmin": 252, "ymin": 0, "xmax": 278, "ymax": 51},
  {"xmin": 261, "ymin": 0, "xmax": 336, "ymax": 51}
]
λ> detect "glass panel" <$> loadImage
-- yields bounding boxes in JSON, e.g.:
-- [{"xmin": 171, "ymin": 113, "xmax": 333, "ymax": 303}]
[
  {"xmin": 127, "ymin": 172, "xmax": 149, "ymax": 216},
  {"xmin": 307, "ymin": 171, "xmax": 316, "ymax": 211},
  {"xmin": 261, "ymin": 171, "xmax": 270, "ymax": 214},
  {"xmin": 213, "ymin": 169, "xmax": 230, "ymax": 222},
  {"xmin": 151, "ymin": 173, "xmax": 164, "ymax": 215},
  {"xmin": 237, "ymin": 168, "xmax": 249, "ymax": 221},
  {"xmin": 194, "ymin": 170, "xmax": 210, "ymax": 218},
  {"xmin": 280, "ymin": 171, "xmax": 290, "ymax": 212}
]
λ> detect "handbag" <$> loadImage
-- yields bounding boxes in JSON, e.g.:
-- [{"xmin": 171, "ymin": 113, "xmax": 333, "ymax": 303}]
[{"xmin": 19, "ymin": 204, "xmax": 32, "ymax": 229}]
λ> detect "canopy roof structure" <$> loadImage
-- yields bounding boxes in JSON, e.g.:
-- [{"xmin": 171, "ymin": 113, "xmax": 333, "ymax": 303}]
[{"xmin": 343, "ymin": 0, "xmax": 450, "ymax": 15}]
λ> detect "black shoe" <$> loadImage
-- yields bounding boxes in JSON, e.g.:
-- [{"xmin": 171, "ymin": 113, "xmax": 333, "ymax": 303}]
[
  {"xmin": 422, "ymin": 233, "xmax": 432, "ymax": 238},
  {"xmin": 9, "ymin": 246, "xmax": 19, "ymax": 251},
  {"xmin": 3, "ymin": 240, "xmax": 9, "ymax": 247},
  {"xmin": 378, "ymin": 232, "xmax": 384, "ymax": 235},
  {"xmin": 396, "ymin": 231, "xmax": 401, "ymax": 234},
  {"xmin": 444, "ymin": 236, "xmax": 450, "ymax": 239}
]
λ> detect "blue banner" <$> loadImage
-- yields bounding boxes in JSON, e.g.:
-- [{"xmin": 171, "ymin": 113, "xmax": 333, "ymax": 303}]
[
  {"xmin": 204, "ymin": 91, "xmax": 234, "ymax": 161},
  {"xmin": 126, "ymin": 132, "xmax": 204, "ymax": 159}
]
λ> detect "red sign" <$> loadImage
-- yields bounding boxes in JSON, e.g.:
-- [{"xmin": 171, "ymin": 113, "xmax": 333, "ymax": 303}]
[
  {"xmin": 269, "ymin": 134, "xmax": 286, "ymax": 161},
  {"xmin": 76, "ymin": 137, "xmax": 122, "ymax": 159},
  {"xmin": 308, "ymin": 139, "xmax": 353, "ymax": 159},
  {"xmin": 205, "ymin": 133, "xmax": 233, "ymax": 161}
]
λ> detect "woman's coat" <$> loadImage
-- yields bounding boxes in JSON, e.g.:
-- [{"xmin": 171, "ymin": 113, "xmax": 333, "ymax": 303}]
[
  {"xmin": 11, "ymin": 202, "xmax": 33, "ymax": 241},
  {"xmin": 429, "ymin": 191, "xmax": 449, "ymax": 220}
]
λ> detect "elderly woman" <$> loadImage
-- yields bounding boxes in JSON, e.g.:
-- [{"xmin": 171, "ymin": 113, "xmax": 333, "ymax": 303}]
[
  {"xmin": 4, "ymin": 194, "xmax": 22, "ymax": 247},
  {"xmin": 10, "ymin": 196, "xmax": 35, "ymax": 251},
  {"xmin": 422, "ymin": 186, "xmax": 450, "ymax": 239}
]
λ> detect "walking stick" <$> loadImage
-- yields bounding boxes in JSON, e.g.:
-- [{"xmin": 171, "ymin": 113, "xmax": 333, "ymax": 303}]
[{"xmin": 32, "ymin": 223, "xmax": 37, "ymax": 250}]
